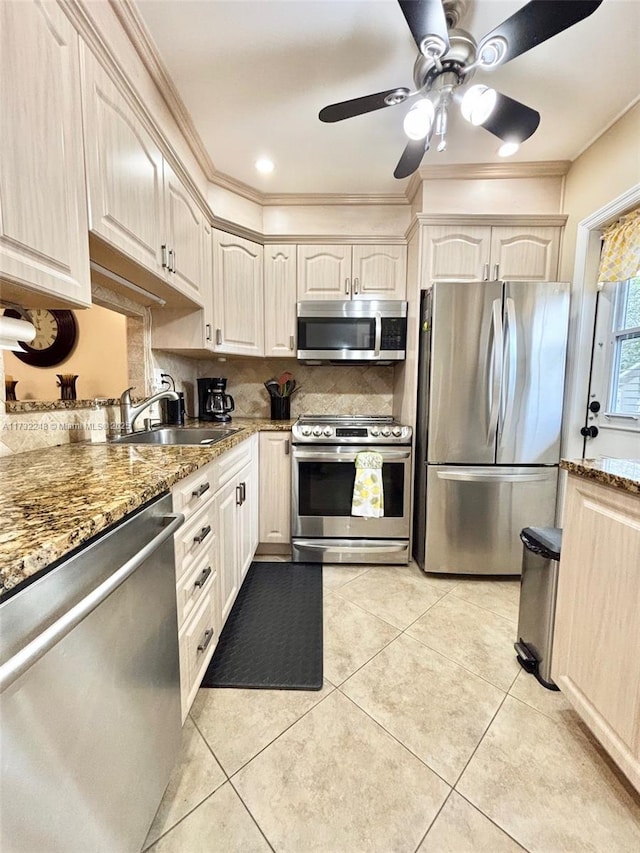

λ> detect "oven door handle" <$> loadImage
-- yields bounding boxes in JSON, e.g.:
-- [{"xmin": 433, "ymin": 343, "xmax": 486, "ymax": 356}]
[{"xmin": 293, "ymin": 449, "xmax": 411, "ymax": 462}]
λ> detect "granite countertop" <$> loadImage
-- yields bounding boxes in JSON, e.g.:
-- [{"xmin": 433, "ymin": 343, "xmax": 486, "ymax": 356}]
[
  {"xmin": 561, "ymin": 458, "xmax": 640, "ymax": 496},
  {"xmin": 0, "ymin": 418, "xmax": 294, "ymax": 596}
]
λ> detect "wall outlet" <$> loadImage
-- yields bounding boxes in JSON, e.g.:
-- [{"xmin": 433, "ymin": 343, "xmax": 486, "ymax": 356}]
[{"xmin": 152, "ymin": 369, "xmax": 166, "ymax": 393}]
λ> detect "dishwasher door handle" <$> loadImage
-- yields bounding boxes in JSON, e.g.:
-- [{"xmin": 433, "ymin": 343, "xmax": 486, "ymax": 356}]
[{"xmin": 0, "ymin": 513, "xmax": 185, "ymax": 693}]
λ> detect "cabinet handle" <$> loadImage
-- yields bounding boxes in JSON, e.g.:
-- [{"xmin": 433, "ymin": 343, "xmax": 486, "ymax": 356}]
[
  {"xmin": 285, "ymin": 439, "xmax": 290, "ymax": 455},
  {"xmin": 216, "ymin": 328, "xmax": 222, "ymax": 345},
  {"xmin": 172, "ymin": 249, "xmax": 177, "ymax": 273},
  {"xmin": 236, "ymin": 484, "xmax": 242, "ymax": 506},
  {"xmin": 353, "ymin": 277, "xmax": 359, "ymax": 295},
  {"xmin": 289, "ymin": 335, "xmax": 295, "ymax": 351},
  {"xmin": 197, "ymin": 628, "xmax": 214, "ymax": 653},
  {"xmin": 345, "ymin": 278, "xmax": 350, "ymax": 295},
  {"xmin": 205, "ymin": 324, "xmax": 212, "ymax": 342},
  {"xmin": 483, "ymin": 263, "xmax": 489, "ymax": 281},
  {"xmin": 194, "ymin": 565, "xmax": 212, "ymax": 589},
  {"xmin": 240, "ymin": 482, "xmax": 246, "ymax": 504},
  {"xmin": 161, "ymin": 244, "xmax": 169, "ymax": 269},
  {"xmin": 193, "ymin": 525, "xmax": 211, "ymax": 544},
  {"xmin": 192, "ymin": 482, "xmax": 210, "ymax": 498},
  {"xmin": 493, "ymin": 263, "xmax": 500, "ymax": 280},
  {"xmin": 167, "ymin": 248, "xmax": 175, "ymax": 273}
]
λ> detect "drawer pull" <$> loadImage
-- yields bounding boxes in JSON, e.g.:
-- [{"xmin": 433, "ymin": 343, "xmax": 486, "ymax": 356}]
[
  {"xmin": 194, "ymin": 566, "xmax": 212, "ymax": 589},
  {"xmin": 193, "ymin": 525, "xmax": 211, "ymax": 545},
  {"xmin": 197, "ymin": 628, "xmax": 214, "ymax": 653},
  {"xmin": 236, "ymin": 484, "xmax": 242, "ymax": 506},
  {"xmin": 240, "ymin": 482, "xmax": 246, "ymax": 504},
  {"xmin": 192, "ymin": 482, "xmax": 210, "ymax": 498}
]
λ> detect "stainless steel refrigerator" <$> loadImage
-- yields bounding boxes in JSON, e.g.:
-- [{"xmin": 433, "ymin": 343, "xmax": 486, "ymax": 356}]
[{"xmin": 413, "ymin": 280, "xmax": 570, "ymax": 575}]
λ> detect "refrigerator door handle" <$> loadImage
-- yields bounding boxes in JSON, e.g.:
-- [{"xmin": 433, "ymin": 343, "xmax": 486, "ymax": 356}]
[
  {"xmin": 487, "ymin": 298, "xmax": 503, "ymax": 445},
  {"xmin": 436, "ymin": 469, "xmax": 551, "ymax": 483},
  {"xmin": 499, "ymin": 296, "xmax": 518, "ymax": 446}
]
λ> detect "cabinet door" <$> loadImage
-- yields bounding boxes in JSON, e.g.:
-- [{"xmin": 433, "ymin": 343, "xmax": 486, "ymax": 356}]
[
  {"xmin": 297, "ymin": 245, "xmax": 352, "ymax": 300},
  {"xmin": 163, "ymin": 162, "xmax": 204, "ymax": 304},
  {"xmin": 216, "ymin": 478, "xmax": 240, "ymax": 622},
  {"xmin": 489, "ymin": 226, "xmax": 560, "ymax": 281},
  {"xmin": 0, "ymin": 1, "xmax": 90, "ymax": 306},
  {"xmin": 212, "ymin": 230, "xmax": 264, "ymax": 356},
  {"xmin": 264, "ymin": 245, "xmax": 297, "ymax": 356},
  {"xmin": 259, "ymin": 432, "xmax": 291, "ymax": 545},
  {"xmin": 80, "ymin": 44, "xmax": 164, "ymax": 278},
  {"xmin": 201, "ymin": 222, "xmax": 214, "ymax": 347},
  {"xmin": 422, "ymin": 226, "xmax": 491, "ymax": 283},
  {"xmin": 351, "ymin": 245, "xmax": 407, "ymax": 299},
  {"xmin": 552, "ymin": 477, "xmax": 640, "ymax": 790}
]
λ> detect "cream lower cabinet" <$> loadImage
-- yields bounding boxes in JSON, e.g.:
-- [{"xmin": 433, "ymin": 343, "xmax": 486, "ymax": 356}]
[
  {"xmin": 0, "ymin": 0, "xmax": 90, "ymax": 307},
  {"xmin": 422, "ymin": 224, "xmax": 561, "ymax": 283},
  {"xmin": 552, "ymin": 475, "xmax": 640, "ymax": 792},
  {"xmin": 259, "ymin": 432, "xmax": 291, "ymax": 548},
  {"xmin": 212, "ymin": 231, "xmax": 264, "ymax": 355},
  {"xmin": 297, "ymin": 244, "xmax": 406, "ymax": 300},
  {"xmin": 264, "ymin": 245, "xmax": 297, "ymax": 356}
]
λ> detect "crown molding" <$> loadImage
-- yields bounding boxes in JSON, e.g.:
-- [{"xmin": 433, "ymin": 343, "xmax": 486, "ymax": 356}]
[
  {"xmin": 262, "ymin": 193, "xmax": 409, "ymax": 207},
  {"xmin": 261, "ymin": 234, "xmax": 407, "ymax": 245},
  {"xmin": 417, "ymin": 161, "xmax": 571, "ymax": 180},
  {"xmin": 415, "ymin": 213, "xmax": 568, "ymax": 227}
]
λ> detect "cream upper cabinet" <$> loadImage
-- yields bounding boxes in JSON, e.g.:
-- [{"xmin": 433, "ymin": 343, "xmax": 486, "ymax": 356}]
[
  {"xmin": 0, "ymin": 1, "xmax": 90, "ymax": 307},
  {"xmin": 259, "ymin": 432, "xmax": 291, "ymax": 546},
  {"xmin": 264, "ymin": 245, "xmax": 297, "ymax": 356},
  {"xmin": 552, "ymin": 475, "xmax": 640, "ymax": 792},
  {"xmin": 351, "ymin": 245, "xmax": 407, "ymax": 299},
  {"xmin": 423, "ymin": 225, "xmax": 561, "ymax": 283},
  {"xmin": 298, "ymin": 244, "xmax": 406, "ymax": 300},
  {"xmin": 212, "ymin": 230, "xmax": 264, "ymax": 356},
  {"xmin": 163, "ymin": 162, "xmax": 204, "ymax": 303}
]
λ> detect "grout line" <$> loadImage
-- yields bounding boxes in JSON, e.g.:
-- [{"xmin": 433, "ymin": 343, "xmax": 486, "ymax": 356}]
[
  {"xmin": 331, "ymin": 628, "xmax": 404, "ymax": 688},
  {"xmin": 227, "ymin": 777, "xmax": 277, "ymax": 853},
  {"xmin": 447, "ymin": 586, "xmax": 520, "ymax": 625},
  {"xmin": 189, "ymin": 713, "xmax": 231, "ymax": 780},
  {"xmin": 142, "ymin": 786, "xmax": 222, "ymax": 851},
  {"xmin": 411, "ymin": 788, "xmax": 455, "ymax": 853},
  {"xmin": 452, "ymin": 690, "xmax": 509, "ymax": 790},
  {"xmin": 455, "ymin": 790, "xmax": 530, "ymax": 852}
]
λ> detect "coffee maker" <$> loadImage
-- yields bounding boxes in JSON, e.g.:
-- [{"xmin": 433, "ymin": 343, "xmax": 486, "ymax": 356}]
[{"xmin": 197, "ymin": 377, "xmax": 235, "ymax": 422}]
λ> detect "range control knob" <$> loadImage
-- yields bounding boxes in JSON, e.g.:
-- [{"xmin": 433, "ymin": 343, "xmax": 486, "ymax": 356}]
[
  {"xmin": 370, "ymin": 427, "xmax": 380, "ymax": 437},
  {"xmin": 381, "ymin": 427, "xmax": 391, "ymax": 437},
  {"xmin": 323, "ymin": 426, "xmax": 333, "ymax": 437},
  {"xmin": 392, "ymin": 426, "xmax": 403, "ymax": 437},
  {"xmin": 312, "ymin": 426, "xmax": 323, "ymax": 437},
  {"xmin": 301, "ymin": 426, "xmax": 312, "ymax": 436}
]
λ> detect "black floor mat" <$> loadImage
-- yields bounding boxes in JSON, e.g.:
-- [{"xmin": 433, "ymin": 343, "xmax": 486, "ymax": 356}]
[{"xmin": 200, "ymin": 561, "xmax": 323, "ymax": 691}]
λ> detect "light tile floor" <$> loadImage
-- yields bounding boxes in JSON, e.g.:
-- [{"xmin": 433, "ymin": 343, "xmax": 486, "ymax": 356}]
[{"xmin": 144, "ymin": 563, "xmax": 640, "ymax": 852}]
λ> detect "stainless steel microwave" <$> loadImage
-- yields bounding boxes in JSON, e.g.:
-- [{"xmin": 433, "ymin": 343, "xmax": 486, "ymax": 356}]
[{"xmin": 297, "ymin": 300, "xmax": 407, "ymax": 364}]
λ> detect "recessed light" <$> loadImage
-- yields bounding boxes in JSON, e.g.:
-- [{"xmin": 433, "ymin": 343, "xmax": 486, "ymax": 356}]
[
  {"xmin": 498, "ymin": 142, "xmax": 519, "ymax": 157},
  {"xmin": 255, "ymin": 157, "xmax": 274, "ymax": 174}
]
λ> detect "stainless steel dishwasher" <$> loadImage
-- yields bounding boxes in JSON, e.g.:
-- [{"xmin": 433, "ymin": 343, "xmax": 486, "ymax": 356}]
[{"xmin": 0, "ymin": 493, "xmax": 185, "ymax": 853}]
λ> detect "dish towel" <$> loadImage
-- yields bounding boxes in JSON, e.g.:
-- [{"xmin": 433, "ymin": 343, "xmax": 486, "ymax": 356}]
[{"xmin": 351, "ymin": 451, "xmax": 384, "ymax": 518}]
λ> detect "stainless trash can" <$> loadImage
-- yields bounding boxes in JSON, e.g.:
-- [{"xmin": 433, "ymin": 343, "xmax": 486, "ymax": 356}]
[{"xmin": 514, "ymin": 527, "xmax": 562, "ymax": 691}]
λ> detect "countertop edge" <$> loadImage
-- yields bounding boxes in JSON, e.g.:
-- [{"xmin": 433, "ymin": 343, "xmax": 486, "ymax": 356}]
[{"xmin": 561, "ymin": 459, "xmax": 640, "ymax": 496}]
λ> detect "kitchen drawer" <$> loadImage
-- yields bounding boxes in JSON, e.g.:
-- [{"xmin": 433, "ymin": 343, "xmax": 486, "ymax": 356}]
[
  {"xmin": 172, "ymin": 461, "xmax": 217, "ymax": 520},
  {"xmin": 174, "ymin": 501, "xmax": 216, "ymax": 581},
  {"xmin": 215, "ymin": 437, "xmax": 254, "ymax": 489},
  {"xmin": 176, "ymin": 546, "xmax": 216, "ymax": 629},
  {"xmin": 178, "ymin": 587, "xmax": 218, "ymax": 721}
]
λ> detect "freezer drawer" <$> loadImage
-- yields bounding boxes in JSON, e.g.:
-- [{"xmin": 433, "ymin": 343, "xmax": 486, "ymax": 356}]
[{"xmin": 424, "ymin": 465, "xmax": 558, "ymax": 575}]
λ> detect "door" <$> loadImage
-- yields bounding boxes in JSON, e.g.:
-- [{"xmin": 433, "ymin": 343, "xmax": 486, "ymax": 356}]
[
  {"xmin": 216, "ymin": 478, "xmax": 240, "ymax": 622},
  {"xmin": 428, "ymin": 280, "xmax": 503, "ymax": 464},
  {"xmin": 582, "ymin": 278, "xmax": 640, "ymax": 458},
  {"xmin": 425, "ymin": 465, "xmax": 559, "ymax": 574},
  {"xmin": 259, "ymin": 432, "xmax": 292, "ymax": 545},
  {"xmin": 238, "ymin": 457, "xmax": 258, "ymax": 581},
  {"xmin": 163, "ymin": 162, "xmax": 204, "ymax": 303},
  {"xmin": 297, "ymin": 245, "xmax": 352, "ymax": 299},
  {"xmin": 212, "ymin": 231, "xmax": 264, "ymax": 355},
  {"xmin": 351, "ymin": 245, "xmax": 406, "ymax": 299},
  {"xmin": 496, "ymin": 281, "xmax": 570, "ymax": 464},
  {"xmin": 489, "ymin": 227, "xmax": 561, "ymax": 281},
  {"xmin": 264, "ymin": 244, "xmax": 296, "ymax": 356},
  {"xmin": 1, "ymin": 1, "xmax": 90, "ymax": 306},
  {"xmin": 422, "ymin": 226, "xmax": 491, "ymax": 283}
]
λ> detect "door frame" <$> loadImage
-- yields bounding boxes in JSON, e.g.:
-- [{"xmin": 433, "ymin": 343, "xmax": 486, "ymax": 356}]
[{"xmin": 561, "ymin": 182, "xmax": 640, "ymax": 461}]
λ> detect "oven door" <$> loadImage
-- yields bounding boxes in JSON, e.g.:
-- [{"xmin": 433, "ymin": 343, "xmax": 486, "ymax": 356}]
[{"xmin": 292, "ymin": 445, "xmax": 411, "ymax": 539}]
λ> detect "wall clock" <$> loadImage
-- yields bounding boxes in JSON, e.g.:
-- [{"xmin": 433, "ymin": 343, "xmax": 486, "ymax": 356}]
[{"xmin": 3, "ymin": 309, "xmax": 78, "ymax": 367}]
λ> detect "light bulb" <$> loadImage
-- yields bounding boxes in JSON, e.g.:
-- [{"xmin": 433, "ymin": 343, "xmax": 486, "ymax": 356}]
[
  {"xmin": 498, "ymin": 142, "xmax": 519, "ymax": 157},
  {"xmin": 403, "ymin": 100, "xmax": 435, "ymax": 141},
  {"xmin": 461, "ymin": 85, "xmax": 497, "ymax": 126},
  {"xmin": 255, "ymin": 157, "xmax": 274, "ymax": 174}
]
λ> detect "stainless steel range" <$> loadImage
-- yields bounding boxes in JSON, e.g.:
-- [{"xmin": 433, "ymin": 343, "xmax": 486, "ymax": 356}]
[{"xmin": 291, "ymin": 415, "xmax": 413, "ymax": 565}]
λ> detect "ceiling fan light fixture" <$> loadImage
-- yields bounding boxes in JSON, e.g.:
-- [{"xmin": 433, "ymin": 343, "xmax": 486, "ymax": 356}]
[
  {"xmin": 460, "ymin": 84, "xmax": 497, "ymax": 126},
  {"xmin": 478, "ymin": 36, "xmax": 508, "ymax": 68},
  {"xmin": 498, "ymin": 141, "xmax": 520, "ymax": 157},
  {"xmin": 403, "ymin": 99, "xmax": 435, "ymax": 141},
  {"xmin": 255, "ymin": 157, "xmax": 274, "ymax": 174}
]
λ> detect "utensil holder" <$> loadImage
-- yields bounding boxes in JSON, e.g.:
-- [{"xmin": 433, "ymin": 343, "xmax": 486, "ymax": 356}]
[
  {"xmin": 57, "ymin": 374, "xmax": 78, "ymax": 401},
  {"xmin": 270, "ymin": 396, "xmax": 291, "ymax": 420}
]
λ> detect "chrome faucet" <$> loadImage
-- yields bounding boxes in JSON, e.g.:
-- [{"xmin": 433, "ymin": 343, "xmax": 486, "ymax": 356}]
[{"xmin": 119, "ymin": 386, "xmax": 180, "ymax": 434}]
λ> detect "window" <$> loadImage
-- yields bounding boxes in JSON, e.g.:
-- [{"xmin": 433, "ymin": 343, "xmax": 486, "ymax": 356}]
[{"xmin": 608, "ymin": 277, "xmax": 640, "ymax": 416}]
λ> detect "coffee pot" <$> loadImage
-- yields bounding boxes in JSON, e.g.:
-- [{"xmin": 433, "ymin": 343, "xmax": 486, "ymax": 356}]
[{"xmin": 204, "ymin": 377, "xmax": 234, "ymax": 423}]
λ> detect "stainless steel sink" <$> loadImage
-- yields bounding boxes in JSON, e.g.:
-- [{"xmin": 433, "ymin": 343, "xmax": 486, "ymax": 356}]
[{"xmin": 110, "ymin": 427, "xmax": 242, "ymax": 446}]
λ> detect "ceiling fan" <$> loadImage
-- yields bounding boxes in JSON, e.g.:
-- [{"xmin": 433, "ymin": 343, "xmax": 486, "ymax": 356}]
[{"xmin": 319, "ymin": 0, "xmax": 603, "ymax": 178}]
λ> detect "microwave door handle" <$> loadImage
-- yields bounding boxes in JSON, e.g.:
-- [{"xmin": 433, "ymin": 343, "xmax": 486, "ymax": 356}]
[{"xmin": 374, "ymin": 312, "xmax": 382, "ymax": 357}]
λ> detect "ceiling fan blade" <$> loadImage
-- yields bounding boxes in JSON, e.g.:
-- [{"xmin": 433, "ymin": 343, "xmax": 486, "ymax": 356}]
[
  {"xmin": 477, "ymin": 1, "xmax": 603, "ymax": 67},
  {"xmin": 319, "ymin": 88, "xmax": 411, "ymax": 123},
  {"xmin": 480, "ymin": 92, "xmax": 540, "ymax": 142},
  {"xmin": 394, "ymin": 138, "xmax": 428, "ymax": 179},
  {"xmin": 398, "ymin": 0, "xmax": 450, "ymax": 54}
]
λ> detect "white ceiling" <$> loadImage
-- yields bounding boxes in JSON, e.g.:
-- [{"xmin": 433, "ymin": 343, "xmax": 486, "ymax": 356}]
[{"xmin": 136, "ymin": 0, "xmax": 640, "ymax": 195}]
